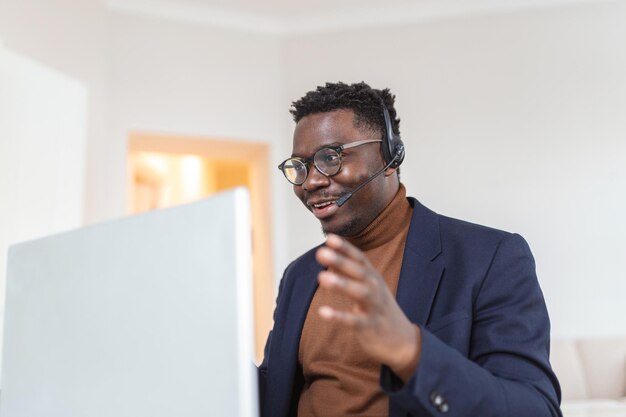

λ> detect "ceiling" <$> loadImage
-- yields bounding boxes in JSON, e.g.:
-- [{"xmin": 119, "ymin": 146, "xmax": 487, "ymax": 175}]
[{"xmin": 104, "ymin": 0, "xmax": 602, "ymax": 35}]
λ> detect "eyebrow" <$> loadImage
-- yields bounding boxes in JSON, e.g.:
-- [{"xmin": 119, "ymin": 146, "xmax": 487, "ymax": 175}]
[{"xmin": 291, "ymin": 142, "xmax": 343, "ymax": 158}]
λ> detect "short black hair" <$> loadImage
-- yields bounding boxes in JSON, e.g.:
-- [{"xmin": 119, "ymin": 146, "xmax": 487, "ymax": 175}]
[{"xmin": 290, "ymin": 81, "xmax": 401, "ymax": 139}]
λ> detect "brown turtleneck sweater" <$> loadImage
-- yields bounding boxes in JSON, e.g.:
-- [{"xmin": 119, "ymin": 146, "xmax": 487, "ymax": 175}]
[{"xmin": 298, "ymin": 184, "xmax": 413, "ymax": 417}]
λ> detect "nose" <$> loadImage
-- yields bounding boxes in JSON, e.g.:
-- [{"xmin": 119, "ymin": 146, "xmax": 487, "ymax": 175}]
[{"xmin": 302, "ymin": 164, "xmax": 330, "ymax": 192}]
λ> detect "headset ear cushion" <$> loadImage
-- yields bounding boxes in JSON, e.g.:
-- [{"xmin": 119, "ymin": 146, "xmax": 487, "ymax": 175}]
[
  {"xmin": 390, "ymin": 140, "xmax": 405, "ymax": 168},
  {"xmin": 381, "ymin": 99, "xmax": 405, "ymax": 168}
]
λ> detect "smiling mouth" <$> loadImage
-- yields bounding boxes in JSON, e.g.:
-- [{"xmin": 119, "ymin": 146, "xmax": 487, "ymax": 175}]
[
  {"xmin": 312, "ymin": 201, "xmax": 335, "ymax": 209},
  {"xmin": 307, "ymin": 199, "xmax": 339, "ymax": 219}
]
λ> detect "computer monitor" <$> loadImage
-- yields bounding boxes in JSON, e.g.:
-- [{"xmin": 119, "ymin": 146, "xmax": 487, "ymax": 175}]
[{"xmin": 1, "ymin": 188, "xmax": 258, "ymax": 417}]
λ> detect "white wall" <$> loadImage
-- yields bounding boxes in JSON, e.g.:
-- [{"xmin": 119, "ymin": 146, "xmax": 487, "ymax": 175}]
[
  {"xmin": 105, "ymin": 11, "xmax": 290, "ymax": 279},
  {"xmin": 0, "ymin": 0, "xmax": 108, "ymax": 226},
  {"xmin": 0, "ymin": 0, "xmax": 291, "ymax": 296},
  {"xmin": 0, "ymin": 45, "xmax": 88, "ymax": 379},
  {"xmin": 281, "ymin": 1, "xmax": 626, "ymax": 338}
]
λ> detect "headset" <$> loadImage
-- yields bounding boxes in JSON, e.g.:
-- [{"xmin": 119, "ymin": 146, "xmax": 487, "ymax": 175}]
[
  {"xmin": 380, "ymin": 99, "xmax": 405, "ymax": 169},
  {"xmin": 334, "ymin": 99, "xmax": 406, "ymax": 207}
]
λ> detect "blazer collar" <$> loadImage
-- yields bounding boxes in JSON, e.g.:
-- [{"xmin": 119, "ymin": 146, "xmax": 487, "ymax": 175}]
[{"xmin": 395, "ymin": 197, "xmax": 444, "ymax": 326}]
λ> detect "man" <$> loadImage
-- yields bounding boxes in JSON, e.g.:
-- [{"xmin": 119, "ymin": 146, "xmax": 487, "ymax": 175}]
[{"xmin": 259, "ymin": 82, "xmax": 561, "ymax": 417}]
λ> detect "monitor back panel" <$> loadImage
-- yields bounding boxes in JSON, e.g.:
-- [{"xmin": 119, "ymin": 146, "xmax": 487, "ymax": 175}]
[{"xmin": 1, "ymin": 188, "xmax": 257, "ymax": 417}]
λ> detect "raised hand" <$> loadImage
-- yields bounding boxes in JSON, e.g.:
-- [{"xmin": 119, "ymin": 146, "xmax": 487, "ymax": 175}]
[{"xmin": 315, "ymin": 234, "xmax": 421, "ymax": 381}]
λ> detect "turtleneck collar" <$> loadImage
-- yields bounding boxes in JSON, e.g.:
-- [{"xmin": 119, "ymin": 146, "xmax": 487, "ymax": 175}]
[{"xmin": 345, "ymin": 183, "xmax": 412, "ymax": 251}]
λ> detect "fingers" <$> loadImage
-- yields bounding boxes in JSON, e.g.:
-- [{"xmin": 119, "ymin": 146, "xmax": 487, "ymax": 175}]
[
  {"xmin": 318, "ymin": 305, "xmax": 367, "ymax": 328},
  {"xmin": 316, "ymin": 234, "xmax": 387, "ymax": 315},
  {"xmin": 316, "ymin": 247, "xmax": 369, "ymax": 281},
  {"xmin": 315, "ymin": 234, "xmax": 374, "ymax": 281},
  {"xmin": 325, "ymin": 234, "xmax": 370, "ymax": 266},
  {"xmin": 318, "ymin": 270, "xmax": 371, "ymax": 304}
]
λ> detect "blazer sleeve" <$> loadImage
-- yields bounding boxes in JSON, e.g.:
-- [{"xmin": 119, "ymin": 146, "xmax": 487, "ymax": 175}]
[
  {"xmin": 257, "ymin": 267, "xmax": 287, "ymax": 413},
  {"xmin": 381, "ymin": 233, "xmax": 562, "ymax": 417}
]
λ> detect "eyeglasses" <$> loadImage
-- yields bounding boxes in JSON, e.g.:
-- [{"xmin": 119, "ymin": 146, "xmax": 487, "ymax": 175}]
[{"xmin": 277, "ymin": 139, "xmax": 382, "ymax": 185}]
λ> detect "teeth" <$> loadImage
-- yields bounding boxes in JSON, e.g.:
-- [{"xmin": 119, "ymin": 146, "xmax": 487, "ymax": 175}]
[{"xmin": 313, "ymin": 201, "xmax": 334, "ymax": 209}]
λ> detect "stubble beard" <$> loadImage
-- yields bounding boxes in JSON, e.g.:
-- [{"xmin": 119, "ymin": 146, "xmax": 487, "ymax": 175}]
[{"xmin": 321, "ymin": 217, "xmax": 362, "ymax": 238}]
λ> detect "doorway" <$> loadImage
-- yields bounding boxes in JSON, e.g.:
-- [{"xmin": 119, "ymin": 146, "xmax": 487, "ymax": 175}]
[{"xmin": 128, "ymin": 132, "xmax": 273, "ymax": 362}]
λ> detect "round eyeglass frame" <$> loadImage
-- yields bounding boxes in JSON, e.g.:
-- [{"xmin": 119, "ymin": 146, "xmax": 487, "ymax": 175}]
[{"xmin": 277, "ymin": 139, "xmax": 382, "ymax": 185}]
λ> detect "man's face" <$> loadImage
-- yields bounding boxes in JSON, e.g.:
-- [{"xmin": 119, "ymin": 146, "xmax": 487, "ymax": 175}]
[{"xmin": 291, "ymin": 109, "xmax": 391, "ymax": 236}]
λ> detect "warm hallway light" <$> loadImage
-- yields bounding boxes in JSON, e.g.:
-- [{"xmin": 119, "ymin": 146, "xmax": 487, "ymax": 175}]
[{"xmin": 128, "ymin": 134, "xmax": 274, "ymax": 363}]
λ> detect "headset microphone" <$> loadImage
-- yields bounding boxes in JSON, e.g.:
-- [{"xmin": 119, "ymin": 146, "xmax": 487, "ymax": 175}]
[{"xmin": 335, "ymin": 150, "xmax": 401, "ymax": 207}]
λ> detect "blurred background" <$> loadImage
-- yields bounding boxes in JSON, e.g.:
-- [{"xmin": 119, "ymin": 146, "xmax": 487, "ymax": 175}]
[{"xmin": 1, "ymin": 0, "xmax": 625, "ymax": 390}]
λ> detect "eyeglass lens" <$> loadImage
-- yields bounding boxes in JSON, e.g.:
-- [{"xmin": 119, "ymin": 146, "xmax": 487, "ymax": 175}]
[{"xmin": 282, "ymin": 147, "xmax": 342, "ymax": 185}]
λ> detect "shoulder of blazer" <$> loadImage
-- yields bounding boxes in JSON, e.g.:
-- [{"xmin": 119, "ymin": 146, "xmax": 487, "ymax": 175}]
[
  {"xmin": 276, "ymin": 243, "xmax": 324, "ymax": 301},
  {"xmin": 406, "ymin": 196, "xmax": 517, "ymax": 266},
  {"xmin": 283, "ymin": 244, "xmax": 322, "ymax": 278},
  {"xmin": 409, "ymin": 197, "xmax": 511, "ymax": 245}
]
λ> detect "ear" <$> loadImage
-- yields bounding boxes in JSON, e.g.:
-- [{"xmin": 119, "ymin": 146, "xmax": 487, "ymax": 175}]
[{"xmin": 384, "ymin": 166, "xmax": 398, "ymax": 177}]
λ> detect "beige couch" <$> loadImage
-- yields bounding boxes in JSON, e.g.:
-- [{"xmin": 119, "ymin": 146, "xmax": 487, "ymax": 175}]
[{"xmin": 551, "ymin": 337, "xmax": 626, "ymax": 416}]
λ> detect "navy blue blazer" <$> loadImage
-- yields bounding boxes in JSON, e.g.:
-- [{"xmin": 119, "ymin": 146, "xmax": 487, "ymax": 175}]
[{"xmin": 259, "ymin": 198, "xmax": 562, "ymax": 417}]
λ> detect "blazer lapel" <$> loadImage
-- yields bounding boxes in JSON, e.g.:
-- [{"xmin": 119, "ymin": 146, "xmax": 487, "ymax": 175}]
[
  {"xmin": 267, "ymin": 253, "xmax": 321, "ymax": 417},
  {"xmin": 280, "ymin": 261, "xmax": 321, "ymax": 358},
  {"xmin": 396, "ymin": 198, "xmax": 444, "ymax": 326}
]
